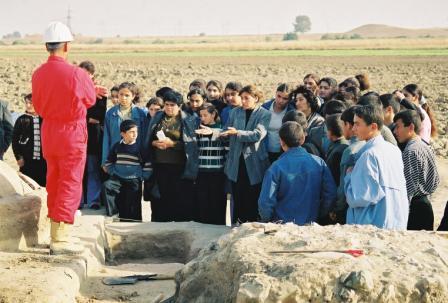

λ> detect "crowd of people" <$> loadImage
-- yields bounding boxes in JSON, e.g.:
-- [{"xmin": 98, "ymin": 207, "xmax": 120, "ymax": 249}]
[{"xmin": 1, "ymin": 22, "xmax": 448, "ymax": 257}]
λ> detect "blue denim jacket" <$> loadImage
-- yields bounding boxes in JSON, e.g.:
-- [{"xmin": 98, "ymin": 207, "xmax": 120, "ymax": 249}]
[{"xmin": 258, "ymin": 147, "xmax": 337, "ymax": 224}]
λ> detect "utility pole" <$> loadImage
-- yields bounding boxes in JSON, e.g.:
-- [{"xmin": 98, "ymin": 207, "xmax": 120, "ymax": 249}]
[{"xmin": 66, "ymin": 6, "xmax": 73, "ymax": 33}]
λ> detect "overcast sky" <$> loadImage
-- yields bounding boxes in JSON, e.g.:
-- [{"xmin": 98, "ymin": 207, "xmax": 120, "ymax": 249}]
[{"xmin": 1, "ymin": 0, "xmax": 447, "ymax": 37}]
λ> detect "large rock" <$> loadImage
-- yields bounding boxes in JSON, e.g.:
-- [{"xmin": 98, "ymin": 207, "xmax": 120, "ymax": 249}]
[
  {"xmin": 174, "ymin": 223, "xmax": 448, "ymax": 303},
  {"xmin": 0, "ymin": 161, "xmax": 25, "ymax": 197},
  {"xmin": 0, "ymin": 161, "xmax": 49, "ymax": 251}
]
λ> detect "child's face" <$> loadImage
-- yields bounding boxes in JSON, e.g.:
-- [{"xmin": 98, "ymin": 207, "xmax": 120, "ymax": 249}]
[
  {"xmin": 110, "ymin": 90, "xmax": 119, "ymax": 105},
  {"xmin": 275, "ymin": 91, "xmax": 290, "ymax": 108},
  {"xmin": 207, "ymin": 85, "xmax": 221, "ymax": 100},
  {"xmin": 189, "ymin": 93, "xmax": 204, "ymax": 111},
  {"xmin": 342, "ymin": 121, "xmax": 353, "ymax": 139},
  {"xmin": 318, "ymin": 81, "xmax": 333, "ymax": 99},
  {"xmin": 224, "ymin": 88, "xmax": 241, "ymax": 107},
  {"xmin": 118, "ymin": 88, "xmax": 134, "ymax": 108},
  {"xmin": 304, "ymin": 77, "xmax": 318, "ymax": 92},
  {"xmin": 295, "ymin": 94, "xmax": 310, "ymax": 115},
  {"xmin": 121, "ymin": 126, "xmax": 138, "ymax": 144},
  {"xmin": 199, "ymin": 109, "xmax": 216, "ymax": 125},
  {"xmin": 148, "ymin": 104, "xmax": 161, "ymax": 118},
  {"xmin": 25, "ymin": 98, "xmax": 35, "ymax": 114}
]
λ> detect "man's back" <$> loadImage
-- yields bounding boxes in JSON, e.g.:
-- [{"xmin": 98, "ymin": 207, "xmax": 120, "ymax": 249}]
[
  {"xmin": 32, "ymin": 56, "xmax": 95, "ymax": 122},
  {"xmin": 258, "ymin": 147, "xmax": 336, "ymax": 224},
  {"xmin": 345, "ymin": 135, "xmax": 408, "ymax": 230}
]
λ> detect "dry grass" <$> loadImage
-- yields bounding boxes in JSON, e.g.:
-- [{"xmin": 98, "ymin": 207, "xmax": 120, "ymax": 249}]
[{"xmin": 1, "ymin": 38, "xmax": 447, "ymax": 55}]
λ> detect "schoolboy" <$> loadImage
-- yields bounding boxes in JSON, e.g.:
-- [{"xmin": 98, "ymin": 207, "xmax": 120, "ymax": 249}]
[{"xmin": 102, "ymin": 120, "xmax": 151, "ymax": 221}]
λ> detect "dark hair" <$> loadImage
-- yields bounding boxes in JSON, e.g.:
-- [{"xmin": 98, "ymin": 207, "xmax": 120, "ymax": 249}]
[
  {"xmin": 354, "ymin": 105, "xmax": 384, "ymax": 129},
  {"xmin": 187, "ymin": 88, "xmax": 207, "ymax": 101},
  {"xmin": 276, "ymin": 83, "xmax": 293, "ymax": 94},
  {"xmin": 421, "ymin": 103, "xmax": 438, "ymax": 138},
  {"xmin": 279, "ymin": 121, "xmax": 304, "ymax": 148},
  {"xmin": 380, "ymin": 94, "xmax": 400, "ymax": 114},
  {"xmin": 393, "ymin": 109, "xmax": 422, "ymax": 134},
  {"xmin": 155, "ymin": 87, "xmax": 174, "ymax": 99},
  {"xmin": 343, "ymin": 86, "xmax": 360, "ymax": 103},
  {"xmin": 282, "ymin": 110, "xmax": 308, "ymax": 130},
  {"xmin": 146, "ymin": 97, "xmax": 164, "ymax": 109},
  {"xmin": 339, "ymin": 77, "xmax": 359, "ymax": 89},
  {"xmin": 206, "ymin": 80, "xmax": 223, "ymax": 92},
  {"xmin": 304, "ymin": 73, "xmax": 320, "ymax": 84},
  {"xmin": 318, "ymin": 77, "xmax": 338, "ymax": 89},
  {"xmin": 239, "ymin": 85, "xmax": 264, "ymax": 103},
  {"xmin": 290, "ymin": 85, "xmax": 319, "ymax": 113},
  {"xmin": 189, "ymin": 79, "xmax": 207, "ymax": 91},
  {"xmin": 24, "ymin": 93, "xmax": 32, "ymax": 102},
  {"xmin": 110, "ymin": 85, "xmax": 119, "ymax": 93},
  {"xmin": 120, "ymin": 119, "xmax": 138, "ymax": 133},
  {"xmin": 163, "ymin": 90, "xmax": 184, "ymax": 105},
  {"xmin": 118, "ymin": 82, "xmax": 141, "ymax": 104},
  {"xmin": 403, "ymin": 84, "xmax": 422, "ymax": 100},
  {"xmin": 326, "ymin": 114, "xmax": 344, "ymax": 138},
  {"xmin": 79, "ymin": 61, "xmax": 95, "ymax": 75},
  {"xmin": 357, "ymin": 92, "xmax": 382, "ymax": 109},
  {"xmin": 402, "ymin": 84, "xmax": 437, "ymax": 137},
  {"xmin": 341, "ymin": 106, "xmax": 359, "ymax": 125},
  {"xmin": 324, "ymin": 100, "xmax": 347, "ymax": 116},
  {"xmin": 225, "ymin": 81, "xmax": 243, "ymax": 92},
  {"xmin": 355, "ymin": 73, "xmax": 370, "ymax": 91},
  {"xmin": 46, "ymin": 42, "xmax": 64, "ymax": 51},
  {"xmin": 199, "ymin": 103, "xmax": 220, "ymax": 124}
]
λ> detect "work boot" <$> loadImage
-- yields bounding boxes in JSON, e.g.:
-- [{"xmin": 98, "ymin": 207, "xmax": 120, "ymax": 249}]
[
  {"xmin": 50, "ymin": 221, "xmax": 84, "ymax": 255},
  {"xmin": 50, "ymin": 219, "xmax": 81, "ymax": 244}
]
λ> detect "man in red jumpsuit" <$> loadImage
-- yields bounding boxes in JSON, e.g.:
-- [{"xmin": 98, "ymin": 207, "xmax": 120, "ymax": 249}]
[{"xmin": 32, "ymin": 21, "xmax": 100, "ymax": 255}]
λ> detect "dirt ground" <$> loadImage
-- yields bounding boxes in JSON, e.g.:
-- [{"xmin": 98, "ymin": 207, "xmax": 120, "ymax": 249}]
[
  {"xmin": 2, "ymin": 54, "xmax": 448, "ymax": 155},
  {"xmin": 1, "ymin": 54, "xmax": 447, "ymax": 302}
]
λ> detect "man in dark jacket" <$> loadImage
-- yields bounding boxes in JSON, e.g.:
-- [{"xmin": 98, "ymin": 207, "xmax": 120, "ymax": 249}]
[{"xmin": 0, "ymin": 100, "xmax": 14, "ymax": 160}]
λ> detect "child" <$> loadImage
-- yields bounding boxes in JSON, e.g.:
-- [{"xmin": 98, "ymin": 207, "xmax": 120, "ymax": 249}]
[
  {"xmin": 221, "ymin": 81, "xmax": 242, "ymax": 126},
  {"xmin": 12, "ymin": 93, "xmax": 47, "ymax": 186},
  {"xmin": 79, "ymin": 61, "xmax": 107, "ymax": 209},
  {"xmin": 109, "ymin": 85, "xmax": 119, "ymax": 106},
  {"xmin": 102, "ymin": 120, "xmax": 151, "ymax": 221},
  {"xmin": 195, "ymin": 104, "xmax": 227, "ymax": 224},
  {"xmin": 206, "ymin": 80, "xmax": 226, "ymax": 114},
  {"xmin": 146, "ymin": 97, "xmax": 164, "ymax": 120},
  {"xmin": 325, "ymin": 114, "xmax": 349, "ymax": 186},
  {"xmin": 102, "ymin": 82, "xmax": 148, "ymax": 168},
  {"xmin": 186, "ymin": 88, "xmax": 206, "ymax": 118}
]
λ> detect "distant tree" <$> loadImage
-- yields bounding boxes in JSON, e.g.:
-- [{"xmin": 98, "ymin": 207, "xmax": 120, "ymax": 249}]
[
  {"xmin": 321, "ymin": 33, "xmax": 332, "ymax": 40},
  {"xmin": 2, "ymin": 31, "xmax": 22, "ymax": 39},
  {"xmin": 350, "ymin": 34, "xmax": 363, "ymax": 40},
  {"xmin": 283, "ymin": 32, "xmax": 298, "ymax": 41},
  {"xmin": 293, "ymin": 15, "xmax": 311, "ymax": 34}
]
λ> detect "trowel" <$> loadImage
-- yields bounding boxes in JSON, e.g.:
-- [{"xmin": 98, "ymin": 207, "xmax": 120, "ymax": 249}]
[{"xmin": 102, "ymin": 274, "xmax": 174, "ymax": 285}]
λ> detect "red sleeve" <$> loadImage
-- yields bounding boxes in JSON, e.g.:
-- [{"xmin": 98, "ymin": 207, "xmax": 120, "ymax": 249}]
[{"xmin": 74, "ymin": 68, "xmax": 96, "ymax": 109}]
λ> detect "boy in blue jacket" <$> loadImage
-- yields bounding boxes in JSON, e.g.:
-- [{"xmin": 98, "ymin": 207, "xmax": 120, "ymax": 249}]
[{"xmin": 102, "ymin": 120, "xmax": 152, "ymax": 221}]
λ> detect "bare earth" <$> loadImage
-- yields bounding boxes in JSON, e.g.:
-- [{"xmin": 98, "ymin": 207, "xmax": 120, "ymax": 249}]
[{"xmin": 1, "ymin": 54, "xmax": 447, "ymax": 302}]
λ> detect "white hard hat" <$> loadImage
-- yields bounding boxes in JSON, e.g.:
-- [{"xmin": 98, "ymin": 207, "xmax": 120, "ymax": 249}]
[{"xmin": 43, "ymin": 21, "xmax": 73, "ymax": 43}]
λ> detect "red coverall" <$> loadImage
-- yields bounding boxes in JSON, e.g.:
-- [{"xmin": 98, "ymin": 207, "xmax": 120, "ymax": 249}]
[{"xmin": 32, "ymin": 55, "xmax": 96, "ymax": 224}]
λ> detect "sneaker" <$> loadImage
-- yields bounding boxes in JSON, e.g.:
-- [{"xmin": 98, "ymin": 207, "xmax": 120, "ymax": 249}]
[{"xmin": 89, "ymin": 204, "xmax": 100, "ymax": 210}]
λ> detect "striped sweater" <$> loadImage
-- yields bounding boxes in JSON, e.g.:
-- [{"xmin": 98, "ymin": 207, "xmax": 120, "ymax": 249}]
[
  {"xmin": 104, "ymin": 140, "xmax": 152, "ymax": 180},
  {"xmin": 402, "ymin": 137, "xmax": 439, "ymax": 201},
  {"xmin": 197, "ymin": 123, "xmax": 226, "ymax": 172}
]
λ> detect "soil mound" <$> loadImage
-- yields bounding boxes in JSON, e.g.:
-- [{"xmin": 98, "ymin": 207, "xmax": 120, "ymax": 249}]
[{"xmin": 174, "ymin": 223, "xmax": 448, "ymax": 303}]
